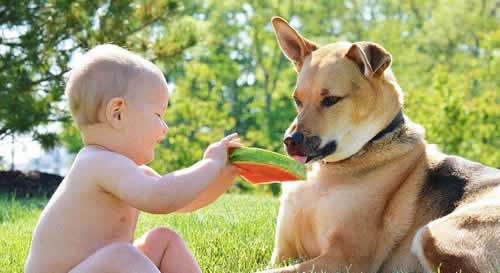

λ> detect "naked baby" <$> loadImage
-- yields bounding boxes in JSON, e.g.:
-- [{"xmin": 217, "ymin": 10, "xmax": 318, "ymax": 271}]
[{"xmin": 24, "ymin": 44, "xmax": 240, "ymax": 273}]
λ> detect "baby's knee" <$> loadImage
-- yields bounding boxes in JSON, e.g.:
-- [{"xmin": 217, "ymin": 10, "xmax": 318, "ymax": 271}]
[
  {"xmin": 102, "ymin": 242, "xmax": 145, "ymax": 261},
  {"xmin": 74, "ymin": 242, "xmax": 151, "ymax": 272},
  {"xmin": 149, "ymin": 227, "xmax": 185, "ymax": 247}
]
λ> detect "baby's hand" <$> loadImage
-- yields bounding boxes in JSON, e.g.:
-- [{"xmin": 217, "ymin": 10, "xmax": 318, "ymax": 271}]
[{"xmin": 203, "ymin": 133, "xmax": 241, "ymax": 166}]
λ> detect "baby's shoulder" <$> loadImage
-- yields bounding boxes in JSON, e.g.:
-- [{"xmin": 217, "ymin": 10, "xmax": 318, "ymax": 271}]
[{"xmin": 72, "ymin": 146, "xmax": 138, "ymax": 179}]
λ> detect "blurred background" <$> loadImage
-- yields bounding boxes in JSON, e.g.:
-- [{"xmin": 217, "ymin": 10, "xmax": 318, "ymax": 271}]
[{"xmin": 0, "ymin": 0, "xmax": 498, "ymax": 196}]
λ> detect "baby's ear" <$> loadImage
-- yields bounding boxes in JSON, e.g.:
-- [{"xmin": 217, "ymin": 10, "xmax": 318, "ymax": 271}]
[{"xmin": 105, "ymin": 97, "xmax": 125, "ymax": 129}]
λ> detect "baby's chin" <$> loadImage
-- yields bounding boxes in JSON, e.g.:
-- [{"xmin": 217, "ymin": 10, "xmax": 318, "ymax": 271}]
[
  {"xmin": 140, "ymin": 154, "xmax": 155, "ymax": 165},
  {"xmin": 129, "ymin": 150, "xmax": 155, "ymax": 166},
  {"xmin": 144, "ymin": 149, "xmax": 157, "ymax": 164}
]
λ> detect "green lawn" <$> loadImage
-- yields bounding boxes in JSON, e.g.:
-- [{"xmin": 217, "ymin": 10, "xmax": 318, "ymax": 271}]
[
  {"xmin": 0, "ymin": 194, "xmax": 280, "ymax": 273},
  {"xmin": 2, "ymin": 194, "xmax": 498, "ymax": 273}
]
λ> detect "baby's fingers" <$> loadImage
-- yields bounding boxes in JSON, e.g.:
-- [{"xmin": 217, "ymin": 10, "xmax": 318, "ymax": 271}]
[
  {"xmin": 227, "ymin": 140, "xmax": 241, "ymax": 148},
  {"xmin": 224, "ymin": 164, "xmax": 241, "ymax": 175},
  {"xmin": 222, "ymin": 133, "xmax": 239, "ymax": 143}
]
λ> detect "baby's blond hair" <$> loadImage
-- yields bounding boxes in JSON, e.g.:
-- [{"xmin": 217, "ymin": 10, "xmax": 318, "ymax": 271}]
[{"xmin": 65, "ymin": 44, "xmax": 161, "ymax": 128}]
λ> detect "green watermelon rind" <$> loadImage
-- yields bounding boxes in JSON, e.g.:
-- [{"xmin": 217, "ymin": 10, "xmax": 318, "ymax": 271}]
[{"xmin": 229, "ymin": 147, "xmax": 307, "ymax": 180}]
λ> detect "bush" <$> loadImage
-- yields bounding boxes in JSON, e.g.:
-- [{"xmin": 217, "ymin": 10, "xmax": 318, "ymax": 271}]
[{"xmin": 0, "ymin": 170, "xmax": 62, "ymax": 198}]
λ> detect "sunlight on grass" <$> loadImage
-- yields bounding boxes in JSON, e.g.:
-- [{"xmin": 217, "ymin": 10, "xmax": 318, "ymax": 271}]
[
  {"xmin": 2, "ymin": 194, "xmax": 495, "ymax": 273},
  {"xmin": 0, "ymin": 194, "xmax": 279, "ymax": 273},
  {"xmin": 136, "ymin": 194, "xmax": 279, "ymax": 273}
]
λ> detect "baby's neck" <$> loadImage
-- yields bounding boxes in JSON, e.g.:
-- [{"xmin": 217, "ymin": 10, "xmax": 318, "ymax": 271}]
[
  {"xmin": 85, "ymin": 143, "xmax": 111, "ymax": 151},
  {"xmin": 80, "ymin": 124, "xmax": 145, "ymax": 165},
  {"xmin": 81, "ymin": 124, "xmax": 123, "ymax": 154}
]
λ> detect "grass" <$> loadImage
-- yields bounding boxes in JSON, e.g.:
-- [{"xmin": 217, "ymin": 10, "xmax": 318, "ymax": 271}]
[
  {"xmin": 2, "ymin": 194, "xmax": 497, "ymax": 273},
  {"xmin": 0, "ymin": 193, "xmax": 280, "ymax": 273}
]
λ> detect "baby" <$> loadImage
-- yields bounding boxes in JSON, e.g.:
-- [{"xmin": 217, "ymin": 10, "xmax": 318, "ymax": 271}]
[{"xmin": 24, "ymin": 44, "xmax": 241, "ymax": 273}]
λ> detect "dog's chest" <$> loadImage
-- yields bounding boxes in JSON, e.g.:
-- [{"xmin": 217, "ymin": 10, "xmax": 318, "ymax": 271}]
[{"xmin": 280, "ymin": 179, "xmax": 380, "ymax": 257}]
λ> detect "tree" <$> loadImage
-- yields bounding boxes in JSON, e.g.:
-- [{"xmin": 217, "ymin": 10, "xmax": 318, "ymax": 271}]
[
  {"xmin": 3, "ymin": 0, "xmax": 497, "ymax": 190},
  {"xmin": 145, "ymin": 0, "xmax": 500, "ymax": 193},
  {"xmin": 1, "ymin": 0, "xmax": 196, "ymax": 148}
]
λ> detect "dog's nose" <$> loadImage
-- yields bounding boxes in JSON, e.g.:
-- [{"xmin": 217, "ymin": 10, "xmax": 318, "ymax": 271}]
[{"xmin": 283, "ymin": 132, "xmax": 305, "ymax": 147}]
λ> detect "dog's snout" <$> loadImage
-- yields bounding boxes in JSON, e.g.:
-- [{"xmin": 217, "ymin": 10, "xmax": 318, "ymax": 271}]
[
  {"xmin": 306, "ymin": 136, "xmax": 321, "ymax": 150},
  {"xmin": 284, "ymin": 132, "xmax": 305, "ymax": 147}
]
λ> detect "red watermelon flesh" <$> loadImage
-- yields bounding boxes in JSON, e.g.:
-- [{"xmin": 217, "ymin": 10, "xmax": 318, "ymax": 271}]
[
  {"xmin": 235, "ymin": 162, "xmax": 301, "ymax": 184},
  {"xmin": 229, "ymin": 147, "xmax": 307, "ymax": 184}
]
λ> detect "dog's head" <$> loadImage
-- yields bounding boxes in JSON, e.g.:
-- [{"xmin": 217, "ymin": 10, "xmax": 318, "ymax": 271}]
[{"xmin": 272, "ymin": 17, "xmax": 403, "ymax": 163}]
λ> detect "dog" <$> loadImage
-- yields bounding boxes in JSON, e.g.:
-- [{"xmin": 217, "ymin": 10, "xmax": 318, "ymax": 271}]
[{"xmin": 257, "ymin": 17, "xmax": 500, "ymax": 273}]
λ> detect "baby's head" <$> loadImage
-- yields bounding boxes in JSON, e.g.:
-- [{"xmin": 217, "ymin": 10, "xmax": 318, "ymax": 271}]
[{"xmin": 65, "ymin": 44, "xmax": 169, "ymax": 164}]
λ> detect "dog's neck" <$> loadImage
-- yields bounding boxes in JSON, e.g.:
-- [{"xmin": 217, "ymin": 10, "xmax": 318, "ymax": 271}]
[
  {"xmin": 318, "ymin": 110, "xmax": 424, "ymax": 175},
  {"xmin": 369, "ymin": 111, "xmax": 405, "ymax": 143}
]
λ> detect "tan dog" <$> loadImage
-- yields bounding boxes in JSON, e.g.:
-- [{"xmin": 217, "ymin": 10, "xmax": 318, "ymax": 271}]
[{"xmin": 258, "ymin": 17, "xmax": 500, "ymax": 273}]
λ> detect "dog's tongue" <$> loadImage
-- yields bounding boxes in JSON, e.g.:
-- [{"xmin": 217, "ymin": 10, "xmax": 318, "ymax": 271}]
[{"xmin": 292, "ymin": 155, "xmax": 307, "ymax": 164}]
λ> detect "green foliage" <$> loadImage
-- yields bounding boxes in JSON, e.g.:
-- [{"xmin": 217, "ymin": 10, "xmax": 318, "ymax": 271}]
[
  {"xmin": 0, "ymin": 0, "xmax": 195, "ymax": 149},
  {"xmin": 59, "ymin": 122, "xmax": 82, "ymax": 154},
  {"xmin": 2, "ymin": 0, "xmax": 498, "ymax": 187},
  {"xmin": 407, "ymin": 66, "xmax": 499, "ymax": 166},
  {"xmin": 150, "ymin": 60, "xmax": 236, "ymax": 173},
  {"xmin": 148, "ymin": 0, "xmax": 499, "ymax": 189}
]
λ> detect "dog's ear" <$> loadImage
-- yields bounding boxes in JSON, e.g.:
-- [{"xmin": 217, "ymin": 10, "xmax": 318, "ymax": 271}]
[
  {"xmin": 345, "ymin": 42, "xmax": 391, "ymax": 78},
  {"xmin": 271, "ymin": 16, "xmax": 318, "ymax": 71}
]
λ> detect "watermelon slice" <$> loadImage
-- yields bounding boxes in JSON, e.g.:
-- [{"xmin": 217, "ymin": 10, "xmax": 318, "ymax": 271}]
[{"xmin": 229, "ymin": 147, "xmax": 307, "ymax": 184}]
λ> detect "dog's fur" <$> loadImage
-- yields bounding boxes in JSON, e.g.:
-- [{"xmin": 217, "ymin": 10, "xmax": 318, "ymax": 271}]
[{"xmin": 258, "ymin": 17, "xmax": 500, "ymax": 273}]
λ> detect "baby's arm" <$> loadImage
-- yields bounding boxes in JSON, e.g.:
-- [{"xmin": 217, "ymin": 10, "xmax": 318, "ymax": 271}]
[
  {"xmin": 174, "ymin": 133, "xmax": 241, "ymax": 212},
  {"xmin": 95, "ymin": 152, "xmax": 224, "ymax": 214},
  {"xmin": 137, "ymin": 164, "xmax": 238, "ymax": 213},
  {"xmin": 138, "ymin": 164, "xmax": 236, "ymax": 213},
  {"xmin": 175, "ymin": 164, "xmax": 239, "ymax": 212},
  {"xmin": 139, "ymin": 165, "xmax": 161, "ymax": 178}
]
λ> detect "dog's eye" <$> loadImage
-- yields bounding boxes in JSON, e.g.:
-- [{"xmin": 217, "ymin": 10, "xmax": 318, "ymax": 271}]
[
  {"xmin": 321, "ymin": 96, "xmax": 341, "ymax": 107},
  {"xmin": 294, "ymin": 96, "xmax": 302, "ymax": 107}
]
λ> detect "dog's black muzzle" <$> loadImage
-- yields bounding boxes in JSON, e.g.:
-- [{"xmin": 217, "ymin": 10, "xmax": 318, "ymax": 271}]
[{"xmin": 283, "ymin": 132, "xmax": 337, "ymax": 163}]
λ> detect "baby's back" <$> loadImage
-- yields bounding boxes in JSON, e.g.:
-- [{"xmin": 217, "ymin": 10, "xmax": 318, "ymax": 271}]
[{"xmin": 24, "ymin": 148, "xmax": 139, "ymax": 273}]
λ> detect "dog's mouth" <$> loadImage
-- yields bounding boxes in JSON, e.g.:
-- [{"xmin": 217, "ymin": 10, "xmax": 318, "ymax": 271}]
[
  {"xmin": 286, "ymin": 139, "xmax": 337, "ymax": 164},
  {"xmin": 303, "ymin": 140, "xmax": 337, "ymax": 163}
]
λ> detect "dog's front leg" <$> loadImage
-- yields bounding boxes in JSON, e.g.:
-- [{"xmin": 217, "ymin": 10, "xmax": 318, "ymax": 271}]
[
  {"xmin": 269, "ymin": 197, "xmax": 301, "ymax": 266},
  {"xmin": 256, "ymin": 252, "xmax": 370, "ymax": 273},
  {"xmin": 270, "ymin": 226, "xmax": 300, "ymax": 266},
  {"xmin": 270, "ymin": 246, "xmax": 296, "ymax": 266}
]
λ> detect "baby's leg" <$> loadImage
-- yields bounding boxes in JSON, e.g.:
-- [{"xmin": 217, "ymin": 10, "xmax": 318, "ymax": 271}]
[
  {"xmin": 68, "ymin": 242, "xmax": 160, "ymax": 273},
  {"xmin": 134, "ymin": 227, "xmax": 202, "ymax": 273}
]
